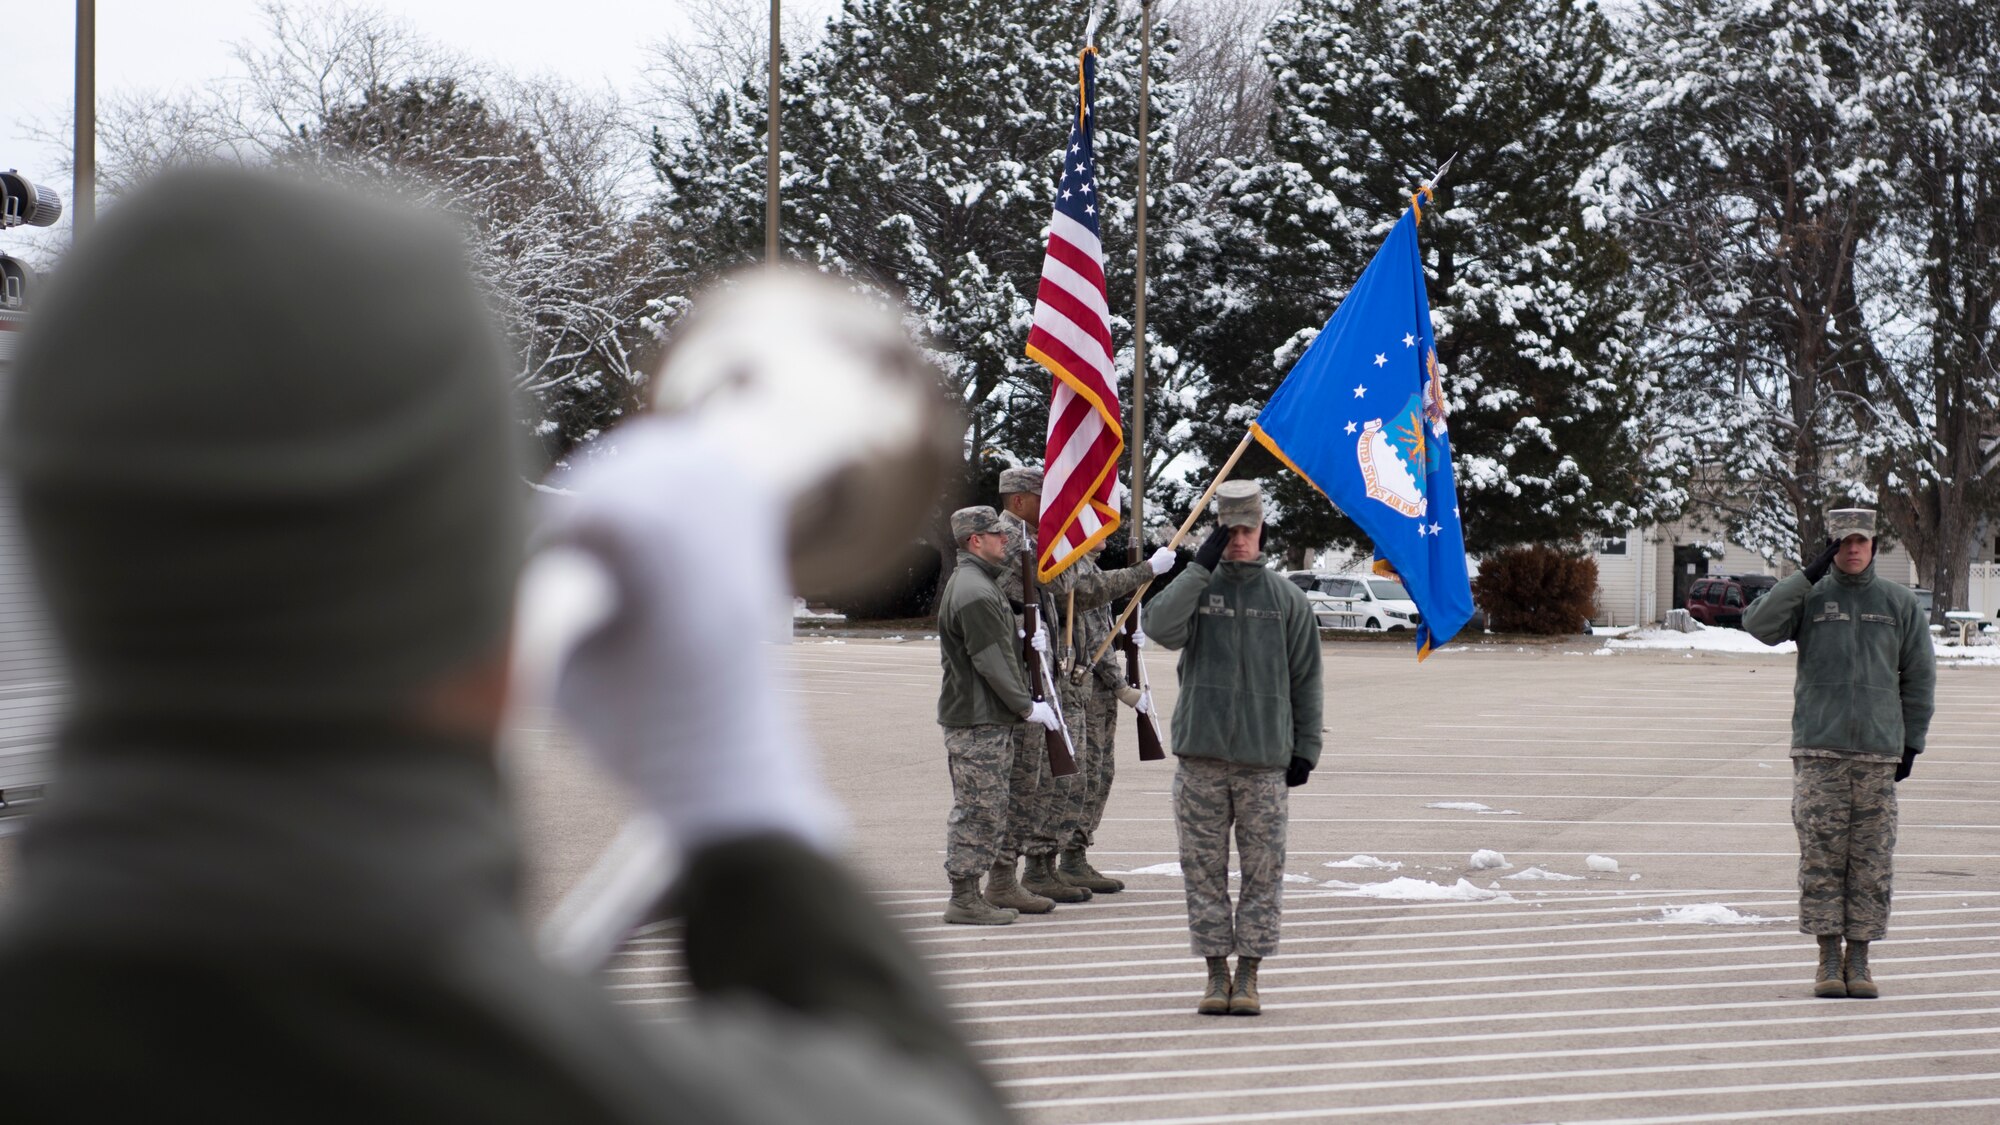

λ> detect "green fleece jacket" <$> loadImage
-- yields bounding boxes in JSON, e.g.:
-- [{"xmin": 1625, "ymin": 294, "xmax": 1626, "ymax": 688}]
[
  {"xmin": 936, "ymin": 551, "xmax": 1034, "ymax": 727},
  {"xmin": 1143, "ymin": 560, "xmax": 1323, "ymax": 769},
  {"xmin": 1741, "ymin": 561, "xmax": 1936, "ymax": 758}
]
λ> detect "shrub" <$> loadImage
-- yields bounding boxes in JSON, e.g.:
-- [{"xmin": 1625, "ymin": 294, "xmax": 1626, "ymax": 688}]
[{"xmin": 1471, "ymin": 545, "xmax": 1599, "ymax": 635}]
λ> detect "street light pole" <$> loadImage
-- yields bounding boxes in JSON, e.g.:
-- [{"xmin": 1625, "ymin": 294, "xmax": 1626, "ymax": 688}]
[{"xmin": 73, "ymin": 0, "xmax": 95, "ymax": 236}]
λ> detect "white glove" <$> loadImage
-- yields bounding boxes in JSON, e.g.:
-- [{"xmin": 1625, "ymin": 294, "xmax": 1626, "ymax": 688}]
[
  {"xmin": 1114, "ymin": 684, "xmax": 1143, "ymax": 708},
  {"xmin": 1025, "ymin": 700, "xmax": 1061, "ymax": 730},
  {"xmin": 1137, "ymin": 689, "xmax": 1154, "ymax": 715},
  {"xmin": 538, "ymin": 417, "xmax": 843, "ymax": 855},
  {"xmin": 1146, "ymin": 545, "xmax": 1177, "ymax": 575},
  {"xmin": 1031, "ymin": 622, "xmax": 1051, "ymax": 655},
  {"xmin": 1132, "ymin": 623, "xmax": 1147, "ymax": 648}
]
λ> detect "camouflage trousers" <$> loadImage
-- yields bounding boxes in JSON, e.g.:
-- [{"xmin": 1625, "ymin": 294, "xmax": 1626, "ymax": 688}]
[
  {"xmin": 1003, "ymin": 673, "xmax": 1090, "ymax": 861},
  {"xmin": 1174, "ymin": 755, "xmax": 1288, "ymax": 958},
  {"xmin": 1066, "ymin": 684, "xmax": 1120, "ymax": 850},
  {"xmin": 943, "ymin": 723, "xmax": 1014, "ymax": 880},
  {"xmin": 1793, "ymin": 756, "xmax": 1899, "ymax": 940}
]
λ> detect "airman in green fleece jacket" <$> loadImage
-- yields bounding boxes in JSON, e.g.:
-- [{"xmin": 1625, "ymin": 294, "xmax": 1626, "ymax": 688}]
[
  {"xmin": 1143, "ymin": 480, "xmax": 1322, "ymax": 1017},
  {"xmin": 1743, "ymin": 507, "xmax": 1936, "ymax": 1000}
]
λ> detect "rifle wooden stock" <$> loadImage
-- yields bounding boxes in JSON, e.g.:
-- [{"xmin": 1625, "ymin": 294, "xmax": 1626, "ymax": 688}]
[
  {"xmin": 1021, "ymin": 552, "xmax": 1079, "ymax": 777},
  {"xmin": 1115, "ymin": 610, "xmax": 1166, "ymax": 761}
]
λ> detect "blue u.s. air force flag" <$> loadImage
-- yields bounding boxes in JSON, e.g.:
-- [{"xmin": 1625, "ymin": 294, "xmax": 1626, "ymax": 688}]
[{"xmin": 1248, "ymin": 199, "xmax": 1475, "ymax": 658}]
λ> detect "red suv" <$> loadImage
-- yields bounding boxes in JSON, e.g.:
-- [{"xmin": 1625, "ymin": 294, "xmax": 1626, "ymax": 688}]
[{"xmin": 1684, "ymin": 574, "xmax": 1777, "ymax": 628}]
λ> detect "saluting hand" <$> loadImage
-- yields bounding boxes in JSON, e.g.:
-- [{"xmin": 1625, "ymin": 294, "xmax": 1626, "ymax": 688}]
[{"xmin": 1802, "ymin": 537, "xmax": 1839, "ymax": 584}]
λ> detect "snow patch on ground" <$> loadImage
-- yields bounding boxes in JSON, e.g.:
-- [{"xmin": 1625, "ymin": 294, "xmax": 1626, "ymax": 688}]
[
  {"xmin": 1586, "ymin": 854, "xmax": 1621, "ymax": 872},
  {"xmin": 1426, "ymin": 801, "xmax": 1522, "ymax": 815},
  {"xmin": 1504, "ymin": 866, "xmax": 1584, "ymax": 881},
  {"xmin": 1601, "ymin": 624, "xmax": 1794, "ymax": 655},
  {"xmin": 1116, "ymin": 862, "xmax": 1315, "ymax": 885},
  {"xmin": 1331, "ymin": 877, "xmax": 1517, "ymax": 903},
  {"xmin": 1468, "ymin": 849, "xmax": 1511, "ymax": 870},
  {"xmin": 1655, "ymin": 904, "xmax": 1777, "ymax": 925},
  {"xmin": 1935, "ymin": 639, "xmax": 2000, "ymax": 664},
  {"xmin": 1323, "ymin": 855, "xmax": 1404, "ymax": 870},
  {"xmin": 792, "ymin": 598, "xmax": 846, "ymax": 621}
]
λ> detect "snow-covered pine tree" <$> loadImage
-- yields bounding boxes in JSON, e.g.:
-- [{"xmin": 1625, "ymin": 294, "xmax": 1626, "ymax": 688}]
[
  {"xmin": 652, "ymin": 0, "xmax": 1182, "ymax": 575},
  {"xmin": 1158, "ymin": 0, "xmax": 1652, "ymax": 557},
  {"xmin": 1583, "ymin": 0, "xmax": 1900, "ymax": 561},
  {"xmin": 1856, "ymin": 0, "xmax": 2000, "ymax": 616}
]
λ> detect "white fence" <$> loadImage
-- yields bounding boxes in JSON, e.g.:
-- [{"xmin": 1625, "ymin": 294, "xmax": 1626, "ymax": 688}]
[{"xmin": 1969, "ymin": 563, "xmax": 2000, "ymax": 619}]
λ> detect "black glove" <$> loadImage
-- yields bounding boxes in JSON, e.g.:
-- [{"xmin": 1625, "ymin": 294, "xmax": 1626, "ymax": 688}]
[
  {"xmin": 1802, "ymin": 537, "xmax": 1839, "ymax": 584},
  {"xmin": 1193, "ymin": 525, "xmax": 1229, "ymax": 571},
  {"xmin": 1285, "ymin": 756, "xmax": 1313, "ymax": 788},
  {"xmin": 1895, "ymin": 746, "xmax": 1920, "ymax": 783}
]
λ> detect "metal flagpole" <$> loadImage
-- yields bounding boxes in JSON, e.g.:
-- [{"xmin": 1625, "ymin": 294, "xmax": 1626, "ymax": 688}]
[
  {"xmin": 74, "ymin": 0, "xmax": 96, "ymax": 236},
  {"xmin": 765, "ymin": 0, "xmax": 781, "ymax": 263},
  {"xmin": 1129, "ymin": 0, "xmax": 1152, "ymax": 563}
]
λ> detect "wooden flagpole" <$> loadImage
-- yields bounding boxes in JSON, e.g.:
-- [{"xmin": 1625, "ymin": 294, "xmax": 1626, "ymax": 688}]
[{"xmin": 1090, "ymin": 429, "xmax": 1255, "ymax": 665}]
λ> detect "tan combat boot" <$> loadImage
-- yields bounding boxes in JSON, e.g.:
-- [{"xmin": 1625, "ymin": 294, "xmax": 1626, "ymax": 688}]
[
  {"xmin": 1059, "ymin": 847, "xmax": 1124, "ymax": 893},
  {"xmin": 1814, "ymin": 935, "xmax": 1847, "ymax": 998},
  {"xmin": 1229, "ymin": 956, "xmax": 1262, "ymax": 1016},
  {"xmin": 1197, "ymin": 956, "xmax": 1232, "ymax": 1015},
  {"xmin": 984, "ymin": 859, "xmax": 1055, "ymax": 914},
  {"xmin": 1022, "ymin": 852, "xmax": 1092, "ymax": 902},
  {"xmin": 1844, "ymin": 939, "xmax": 1878, "ymax": 999},
  {"xmin": 942, "ymin": 876, "xmax": 1017, "ymax": 925}
]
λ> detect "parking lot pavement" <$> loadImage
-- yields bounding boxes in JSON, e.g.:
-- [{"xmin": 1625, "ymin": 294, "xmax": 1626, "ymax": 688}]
[{"xmin": 581, "ymin": 636, "xmax": 2000, "ymax": 1124}]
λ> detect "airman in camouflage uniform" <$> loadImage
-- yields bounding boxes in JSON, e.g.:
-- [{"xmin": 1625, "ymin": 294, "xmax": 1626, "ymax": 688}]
[
  {"xmin": 1057, "ymin": 543, "xmax": 1159, "ymax": 893},
  {"xmin": 1144, "ymin": 481, "xmax": 1322, "ymax": 1016},
  {"xmin": 936, "ymin": 505, "xmax": 1059, "ymax": 926},
  {"xmin": 1743, "ymin": 507, "xmax": 1936, "ymax": 999},
  {"xmin": 986, "ymin": 467, "xmax": 1173, "ymax": 912}
]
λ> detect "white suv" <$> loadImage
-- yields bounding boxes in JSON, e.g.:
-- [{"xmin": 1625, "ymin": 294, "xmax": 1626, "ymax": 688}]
[{"xmin": 1284, "ymin": 571, "xmax": 1423, "ymax": 631}]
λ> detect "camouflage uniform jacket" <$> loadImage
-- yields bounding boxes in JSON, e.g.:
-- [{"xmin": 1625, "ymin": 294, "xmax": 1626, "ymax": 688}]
[
  {"xmin": 1741, "ymin": 560, "xmax": 1936, "ymax": 758},
  {"xmin": 936, "ymin": 550, "xmax": 1035, "ymax": 727},
  {"xmin": 996, "ymin": 511, "xmax": 1151, "ymax": 673},
  {"xmin": 1068, "ymin": 554, "xmax": 1132, "ymax": 691},
  {"xmin": 1143, "ymin": 560, "xmax": 1323, "ymax": 769}
]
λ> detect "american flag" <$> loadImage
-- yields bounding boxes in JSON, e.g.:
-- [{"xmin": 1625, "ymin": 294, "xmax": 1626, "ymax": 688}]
[{"xmin": 1026, "ymin": 46, "xmax": 1123, "ymax": 582}]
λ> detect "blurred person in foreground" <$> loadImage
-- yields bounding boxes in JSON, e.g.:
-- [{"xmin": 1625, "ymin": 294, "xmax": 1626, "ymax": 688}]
[
  {"xmin": 1142, "ymin": 480, "xmax": 1321, "ymax": 1016},
  {"xmin": 0, "ymin": 166, "xmax": 1007, "ymax": 1124},
  {"xmin": 1743, "ymin": 507, "xmax": 1935, "ymax": 1000}
]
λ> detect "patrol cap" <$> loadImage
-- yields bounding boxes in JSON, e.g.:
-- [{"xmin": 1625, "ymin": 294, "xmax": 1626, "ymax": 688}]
[
  {"xmin": 951, "ymin": 505, "xmax": 1008, "ymax": 542},
  {"xmin": 997, "ymin": 466, "xmax": 1043, "ymax": 496},
  {"xmin": 1827, "ymin": 508, "xmax": 1876, "ymax": 541},
  {"xmin": 1215, "ymin": 480, "xmax": 1264, "ymax": 528}
]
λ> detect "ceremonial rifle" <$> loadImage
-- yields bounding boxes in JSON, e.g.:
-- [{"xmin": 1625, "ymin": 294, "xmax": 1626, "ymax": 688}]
[
  {"xmin": 1021, "ymin": 552, "xmax": 1079, "ymax": 777},
  {"xmin": 1113, "ymin": 609, "xmax": 1166, "ymax": 760}
]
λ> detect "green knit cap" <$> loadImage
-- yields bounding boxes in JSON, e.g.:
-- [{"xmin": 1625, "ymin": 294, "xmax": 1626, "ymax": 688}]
[{"xmin": 1, "ymin": 167, "xmax": 526, "ymax": 731}]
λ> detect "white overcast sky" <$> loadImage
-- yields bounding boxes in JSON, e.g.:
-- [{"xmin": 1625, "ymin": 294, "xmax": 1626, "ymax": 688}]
[{"xmin": 3, "ymin": 1, "xmax": 838, "ymax": 240}]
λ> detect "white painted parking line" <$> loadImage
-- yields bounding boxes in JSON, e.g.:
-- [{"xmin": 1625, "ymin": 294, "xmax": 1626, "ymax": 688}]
[
  {"xmin": 947, "ymin": 952, "xmax": 2000, "ymax": 1012},
  {"xmin": 951, "ymin": 967, "xmax": 2000, "ymax": 1024},
  {"xmin": 997, "ymin": 1022, "xmax": 2000, "ymax": 1089},
  {"xmin": 1565, "ymin": 1097, "xmax": 2000, "ymax": 1124},
  {"xmin": 965, "ymin": 989, "xmax": 2000, "ymax": 1049},
  {"xmin": 1051, "ymin": 1070, "xmax": 2000, "ymax": 1123},
  {"xmin": 982, "ymin": 1002, "xmax": 2000, "ymax": 1066},
  {"xmin": 936, "ymin": 936, "xmax": 1999, "ymax": 993}
]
